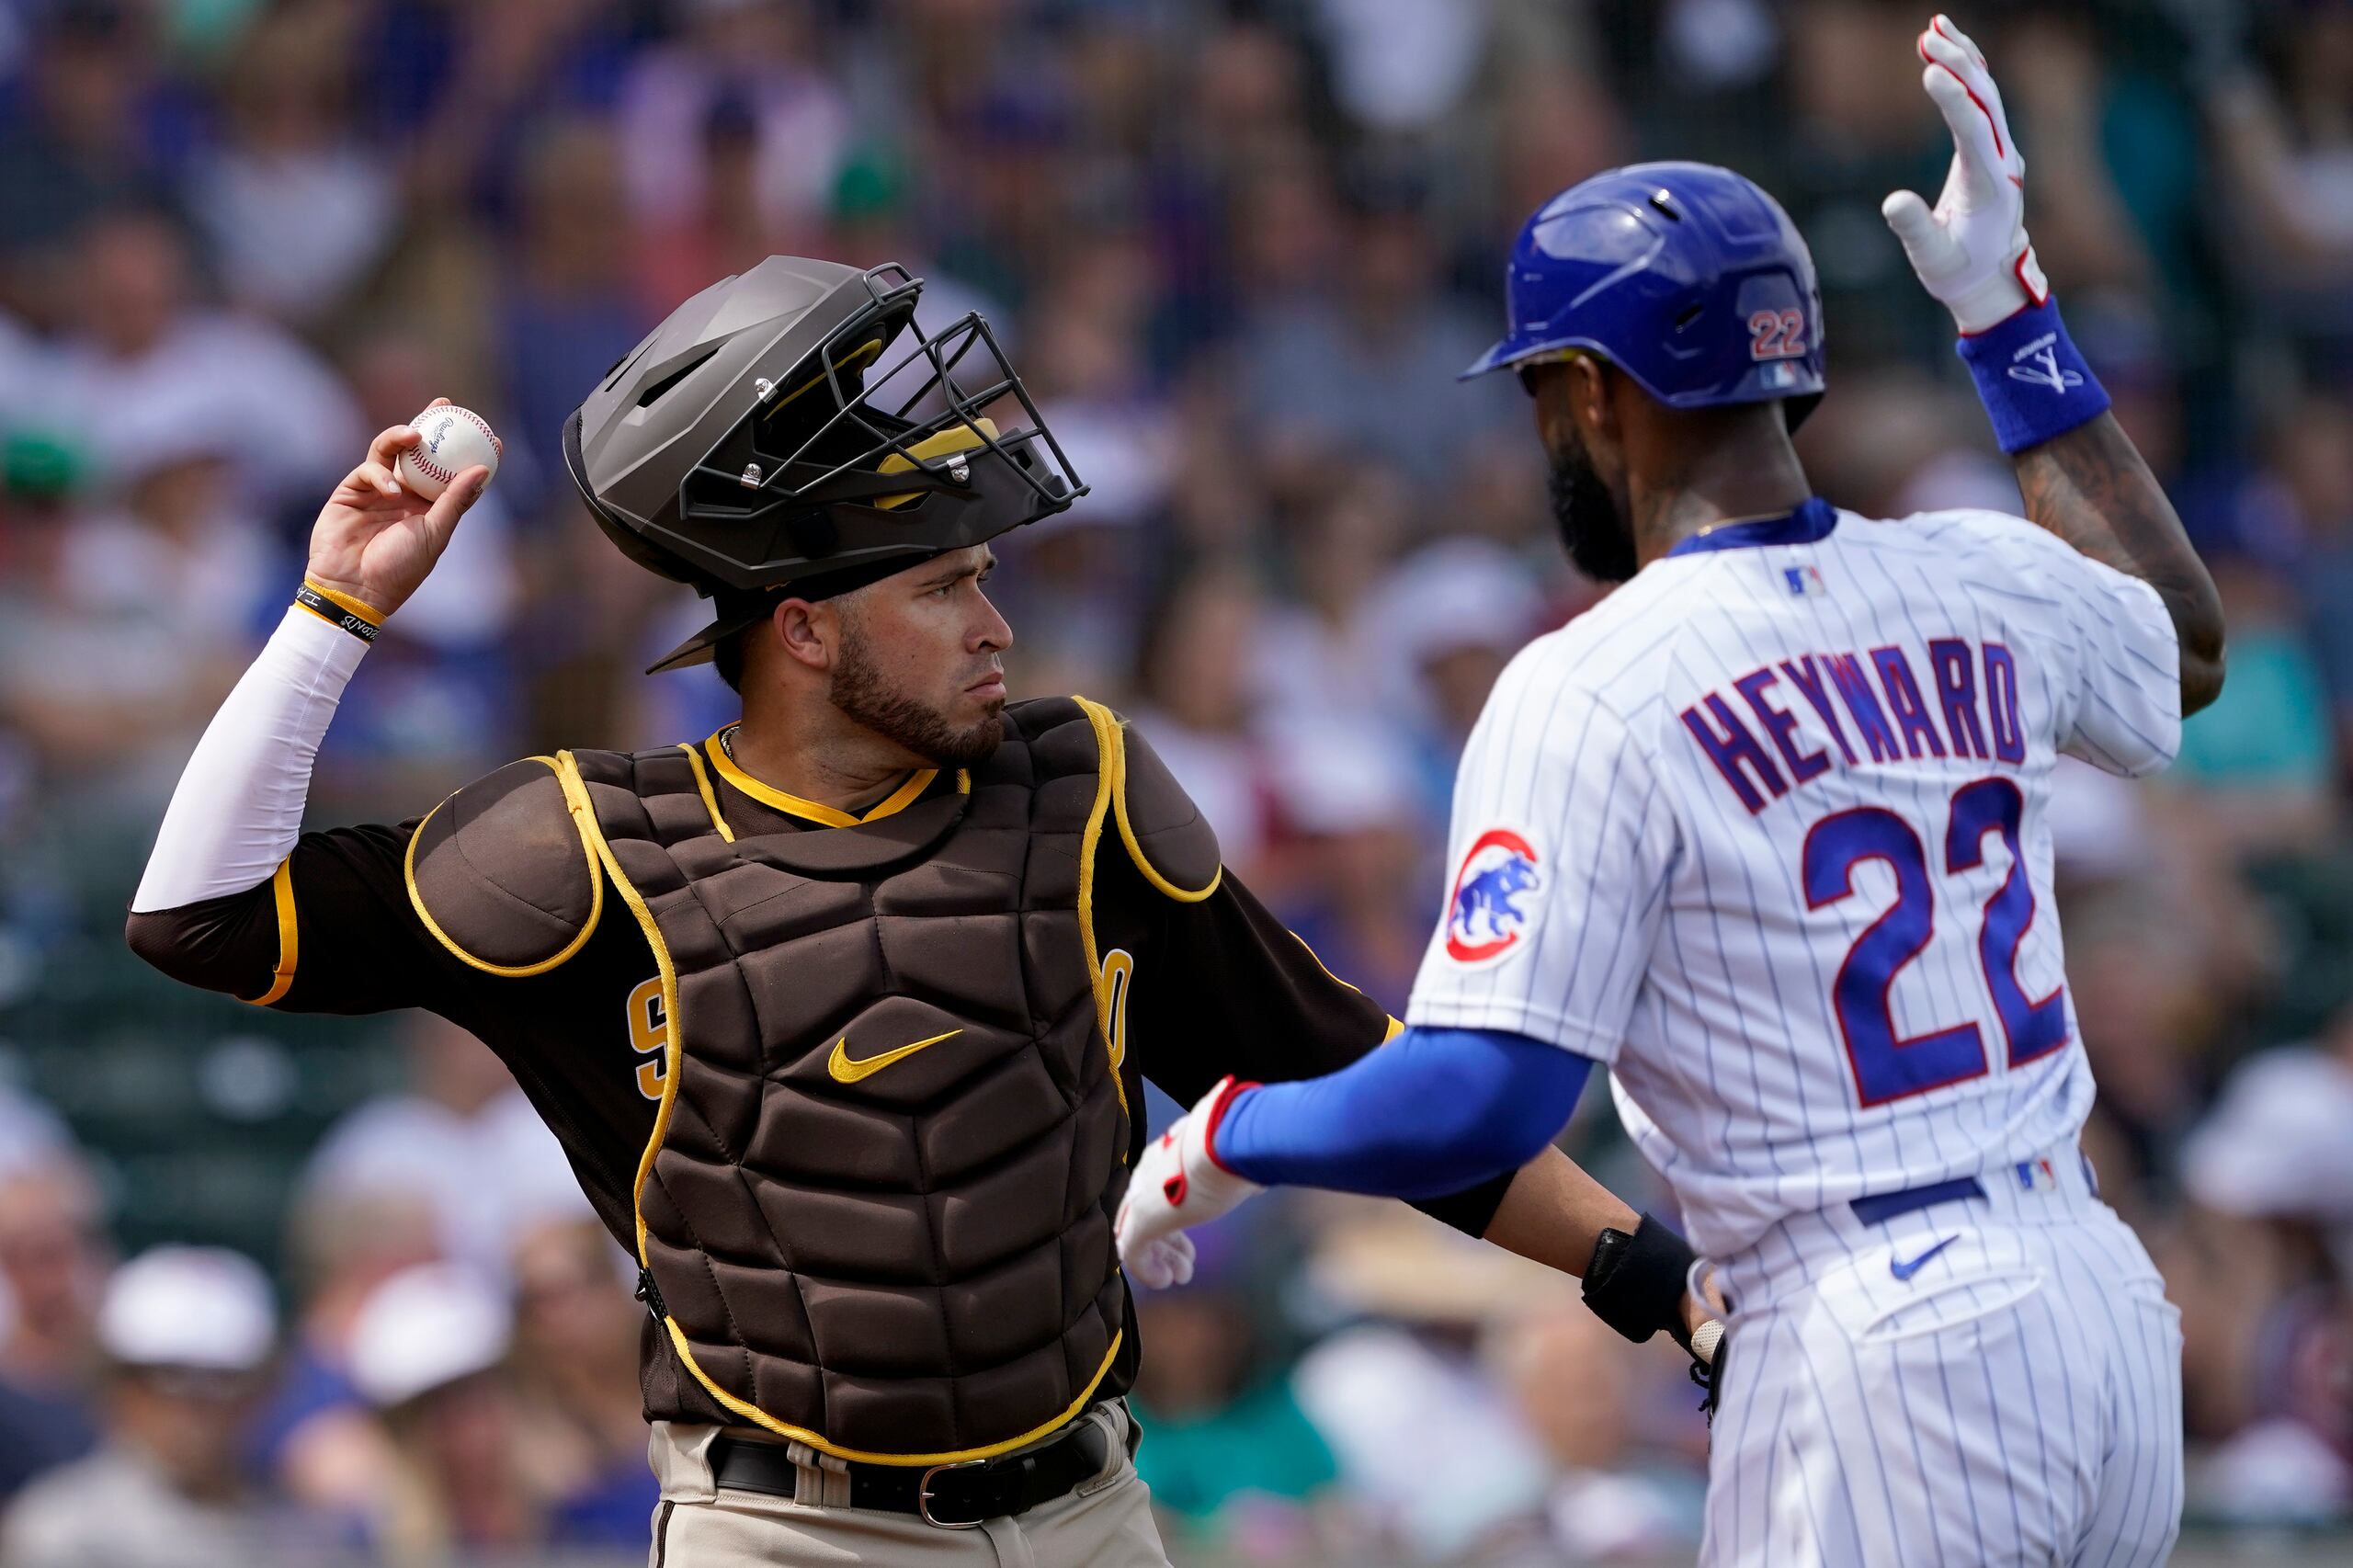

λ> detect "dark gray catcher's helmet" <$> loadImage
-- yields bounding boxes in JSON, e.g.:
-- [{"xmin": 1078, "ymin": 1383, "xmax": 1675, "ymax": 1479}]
[{"xmin": 563, "ymin": 259, "xmax": 1083, "ymax": 671}]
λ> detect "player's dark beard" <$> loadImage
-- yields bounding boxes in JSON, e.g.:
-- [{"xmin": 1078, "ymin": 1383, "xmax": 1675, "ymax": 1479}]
[
  {"xmin": 829, "ymin": 619, "xmax": 1005, "ymax": 767},
  {"xmin": 1548, "ymin": 437, "xmax": 1639, "ymax": 585}
]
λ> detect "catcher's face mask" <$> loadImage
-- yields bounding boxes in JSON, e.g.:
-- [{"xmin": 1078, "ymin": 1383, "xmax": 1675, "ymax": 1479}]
[{"xmin": 563, "ymin": 260, "xmax": 1084, "ymax": 672}]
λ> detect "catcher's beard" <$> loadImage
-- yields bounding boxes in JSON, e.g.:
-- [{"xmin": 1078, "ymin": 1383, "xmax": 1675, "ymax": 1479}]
[
  {"xmin": 1549, "ymin": 431, "xmax": 1639, "ymax": 585},
  {"xmin": 828, "ymin": 612, "xmax": 1005, "ymax": 767}
]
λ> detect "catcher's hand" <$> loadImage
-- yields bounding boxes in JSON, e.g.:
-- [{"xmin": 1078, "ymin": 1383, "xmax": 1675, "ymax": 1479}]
[
  {"xmin": 1114, "ymin": 1076, "xmax": 1263, "ymax": 1290},
  {"xmin": 1881, "ymin": 14, "xmax": 2049, "ymax": 334},
  {"xmin": 306, "ymin": 398, "xmax": 491, "ymax": 619}
]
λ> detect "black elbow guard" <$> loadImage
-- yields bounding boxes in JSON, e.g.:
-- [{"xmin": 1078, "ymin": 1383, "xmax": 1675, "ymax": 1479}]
[{"xmin": 1582, "ymin": 1212, "xmax": 1698, "ymax": 1349}]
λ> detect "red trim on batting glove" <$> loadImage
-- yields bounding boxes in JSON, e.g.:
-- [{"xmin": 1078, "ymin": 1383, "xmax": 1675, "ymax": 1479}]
[{"xmin": 1199, "ymin": 1076, "xmax": 1261, "ymax": 1177}]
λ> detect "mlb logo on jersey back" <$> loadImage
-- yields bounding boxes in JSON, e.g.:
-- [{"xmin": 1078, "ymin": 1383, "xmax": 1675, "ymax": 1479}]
[
  {"xmin": 1443, "ymin": 827, "xmax": 1544, "ymax": 966},
  {"xmin": 1784, "ymin": 563, "xmax": 1825, "ymax": 597}
]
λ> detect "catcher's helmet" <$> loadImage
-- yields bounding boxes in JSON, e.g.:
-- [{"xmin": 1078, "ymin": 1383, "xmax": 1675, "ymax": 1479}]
[
  {"xmin": 1464, "ymin": 162, "xmax": 1824, "ymax": 428},
  {"xmin": 564, "ymin": 258, "xmax": 1083, "ymax": 672}
]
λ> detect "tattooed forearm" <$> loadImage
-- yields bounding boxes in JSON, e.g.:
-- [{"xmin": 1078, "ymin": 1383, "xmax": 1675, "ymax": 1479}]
[{"xmin": 2013, "ymin": 412, "xmax": 2226, "ymax": 715}]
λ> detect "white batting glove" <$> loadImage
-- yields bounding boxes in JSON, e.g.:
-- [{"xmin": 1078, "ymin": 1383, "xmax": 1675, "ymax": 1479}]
[
  {"xmin": 1114, "ymin": 1076, "xmax": 1263, "ymax": 1290},
  {"xmin": 1881, "ymin": 15, "xmax": 2050, "ymax": 334}
]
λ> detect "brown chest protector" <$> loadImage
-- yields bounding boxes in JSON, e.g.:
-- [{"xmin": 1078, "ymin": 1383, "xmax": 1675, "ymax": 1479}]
[{"xmin": 559, "ymin": 699, "xmax": 1134, "ymax": 1463}]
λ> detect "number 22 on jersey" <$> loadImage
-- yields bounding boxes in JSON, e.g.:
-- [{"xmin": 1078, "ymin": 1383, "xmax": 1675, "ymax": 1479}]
[{"xmin": 1802, "ymin": 777, "xmax": 2068, "ymax": 1108}]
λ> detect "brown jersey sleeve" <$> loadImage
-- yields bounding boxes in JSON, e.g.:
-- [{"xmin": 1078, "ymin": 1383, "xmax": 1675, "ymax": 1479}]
[
  {"xmin": 126, "ymin": 763, "xmax": 665, "ymax": 1250},
  {"xmin": 125, "ymin": 757, "xmax": 600, "ymax": 1017},
  {"xmin": 125, "ymin": 819, "xmax": 453, "ymax": 1014},
  {"xmin": 1108, "ymin": 839, "xmax": 1515, "ymax": 1238}
]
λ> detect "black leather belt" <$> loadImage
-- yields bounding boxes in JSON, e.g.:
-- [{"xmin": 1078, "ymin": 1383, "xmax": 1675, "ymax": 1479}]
[{"xmin": 709, "ymin": 1419, "xmax": 1114, "ymax": 1529}]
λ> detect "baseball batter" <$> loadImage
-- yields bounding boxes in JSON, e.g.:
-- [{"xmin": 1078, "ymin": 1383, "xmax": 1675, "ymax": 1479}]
[
  {"xmin": 126, "ymin": 258, "xmax": 1712, "ymax": 1564},
  {"xmin": 1120, "ymin": 17, "xmax": 2218, "ymax": 1566}
]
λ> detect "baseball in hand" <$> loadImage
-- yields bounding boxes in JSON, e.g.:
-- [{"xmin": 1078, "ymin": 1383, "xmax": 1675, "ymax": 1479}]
[{"xmin": 396, "ymin": 405, "xmax": 502, "ymax": 501}]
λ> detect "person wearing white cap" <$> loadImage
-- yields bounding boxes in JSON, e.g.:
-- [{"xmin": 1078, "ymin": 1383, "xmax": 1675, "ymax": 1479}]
[
  {"xmin": 347, "ymin": 1261, "xmax": 547, "ymax": 1562},
  {"xmin": 0, "ymin": 1244, "xmax": 315, "ymax": 1568}
]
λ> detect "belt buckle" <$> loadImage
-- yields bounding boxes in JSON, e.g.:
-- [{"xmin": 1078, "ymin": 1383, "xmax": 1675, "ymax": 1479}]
[{"xmin": 916, "ymin": 1457, "xmax": 990, "ymax": 1530}]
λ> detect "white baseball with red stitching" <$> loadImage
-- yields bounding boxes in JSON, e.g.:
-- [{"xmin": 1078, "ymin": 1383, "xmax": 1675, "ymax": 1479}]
[
  {"xmin": 395, "ymin": 405, "xmax": 503, "ymax": 501},
  {"xmin": 1114, "ymin": 1075, "xmax": 1264, "ymax": 1289},
  {"xmin": 1881, "ymin": 14, "xmax": 2048, "ymax": 335}
]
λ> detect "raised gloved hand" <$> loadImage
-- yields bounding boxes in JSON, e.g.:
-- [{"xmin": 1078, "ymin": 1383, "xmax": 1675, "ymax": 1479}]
[
  {"xmin": 1114, "ymin": 1076, "xmax": 1264, "ymax": 1290},
  {"xmin": 1881, "ymin": 14, "xmax": 2049, "ymax": 334}
]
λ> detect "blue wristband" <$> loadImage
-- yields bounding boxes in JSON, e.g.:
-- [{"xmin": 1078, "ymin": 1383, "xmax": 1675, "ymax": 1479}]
[{"xmin": 1955, "ymin": 298, "xmax": 2110, "ymax": 455}]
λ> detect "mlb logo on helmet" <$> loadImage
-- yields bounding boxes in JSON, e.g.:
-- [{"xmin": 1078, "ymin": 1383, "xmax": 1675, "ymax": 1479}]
[{"xmin": 1444, "ymin": 828, "xmax": 1544, "ymax": 965}]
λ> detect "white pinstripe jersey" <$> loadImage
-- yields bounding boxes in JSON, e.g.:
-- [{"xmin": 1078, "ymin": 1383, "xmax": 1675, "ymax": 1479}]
[{"xmin": 1405, "ymin": 502, "xmax": 2182, "ymax": 1256}]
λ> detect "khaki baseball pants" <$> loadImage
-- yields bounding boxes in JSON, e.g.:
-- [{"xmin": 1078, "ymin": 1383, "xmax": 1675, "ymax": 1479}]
[{"xmin": 645, "ymin": 1401, "xmax": 1172, "ymax": 1567}]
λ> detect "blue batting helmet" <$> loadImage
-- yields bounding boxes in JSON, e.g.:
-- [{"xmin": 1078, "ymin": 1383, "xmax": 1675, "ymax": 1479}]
[{"xmin": 1464, "ymin": 162, "xmax": 1825, "ymax": 426}]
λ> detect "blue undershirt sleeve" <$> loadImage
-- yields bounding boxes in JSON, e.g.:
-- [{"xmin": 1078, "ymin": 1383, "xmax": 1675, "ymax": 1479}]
[{"xmin": 1209, "ymin": 1026, "xmax": 1594, "ymax": 1200}]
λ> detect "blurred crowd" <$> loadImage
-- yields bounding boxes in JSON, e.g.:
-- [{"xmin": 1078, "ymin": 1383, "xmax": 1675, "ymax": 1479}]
[{"xmin": 0, "ymin": 0, "xmax": 2350, "ymax": 1562}]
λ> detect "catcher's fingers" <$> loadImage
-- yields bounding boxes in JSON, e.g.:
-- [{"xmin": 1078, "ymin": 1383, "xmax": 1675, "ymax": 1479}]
[
  {"xmin": 420, "ymin": 463, "xmax": 492, "ymax": 540},
  {"xmin": 332, "ymin": 458, "xmax": 406, "ymax": 502},
  {"xmin": 365, "ymin": 422, "xmax": 425, "ymax": 472}
]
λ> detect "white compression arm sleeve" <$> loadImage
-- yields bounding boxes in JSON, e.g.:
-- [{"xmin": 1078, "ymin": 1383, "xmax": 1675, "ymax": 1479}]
[{"xmin": 131, "ymin": 606, "xmax": 368, "ymax": 913}]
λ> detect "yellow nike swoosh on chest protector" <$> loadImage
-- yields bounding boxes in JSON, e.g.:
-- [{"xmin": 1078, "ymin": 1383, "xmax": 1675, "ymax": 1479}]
[{"xmin": 827, "ymin": 1028, "xmax": 963, "ymax": 1084}]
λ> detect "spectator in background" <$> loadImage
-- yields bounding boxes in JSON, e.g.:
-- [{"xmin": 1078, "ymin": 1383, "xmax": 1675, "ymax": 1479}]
[
  {"xmin": 1364, "ymin": 537, "xmax": 1549, "ymax": 832},
  {"xmin": 1495, "ymin": 1303, "xmax": 1707, "ymax": 1561},
  {"xmin": 0, "ymin": 1135, "xmax": 108, "ymax": 1403},
  {"xmin": 1265, "ymin": 719, "xmax": 1431, "ymax": 1014},
  {"xmin": 254, "ymin": 1188, "xmax": 440, "ymax": 1528},
  {"xmin": 0, "ymin": 1245, "xmax": 308, "ymax": 1568},
  {"xmin": 347, "ymin": 1262, "xmax": 549, "ymax": 1563},
  {"xmin": 1129, "ymin": 562, "xmax": 1281, "ymax": 881},
  {"xmin": 2172, "ymin": 1021, "xmax": 2353, "ymax": 1526},
  {"xmin": 183, "ymin": 2, "xmax": 395, "ymax": 326},
  {"xmin": 1236, "ymin": 163, "xmax": 1517, "ymax": 498},
  {"xmin": 2171, "ymin": 552, "xmax": 2338, "ymax": 854},
  {"xmin": 1128, "ymin": 1213, "xmax": 1342, "ymax": 1559},
  {"xmin": 35, "ymin": 206, "xmax": 360, "ymax": 508},
  {"xmin": 1288, "ymin": 1208, "xmax": 1563, "ymax": 1561},
  {"xmin": 298, "ymin": 1014, "xmax": 577, "ymax": 1290},
  {"xmin": 1253, "ymin": 461, "xmax": 1413, "ymax": 727},
  {"xmin": 1311, "ymin": 0, "xmax": 1491, "ymax": 137},
  {"xmin": 61, "ymin": 396, "xmax": 271, "ymax": 649},
  {"xmin": 498, "ymin": 118, "xmax": 648, "ymax": 516},
  {"xmin": 2252, "ymin": 395, "xmax": 2353, "ymax": 772},
  {"xmin": 0, "ymin": 1088, "xmax": 97, "ymax": 1501},
  {"xmin": 1746, "ymin": 0, "xmax": 1950, "ymax": 366},
  {"xmin": 2203, "ymin": 0, "xmax": 2353, "ymax": 363},
  {"xmin": 505, "ymin": 1210, "xmax": 657, "ymax": 1551},
  {"xmin": 0, "ymin": 0, "xmax": 188, "ymax": 331},
  {"xmin": 618, "ymin": 0, "xmax": 848, "ymax": 314},
  {"xmin": 990, "ymin": 220, "xmax": 1176, "ymax": 699}
]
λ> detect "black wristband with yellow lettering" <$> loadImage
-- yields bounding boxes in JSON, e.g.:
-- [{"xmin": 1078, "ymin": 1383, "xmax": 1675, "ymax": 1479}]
[{"xmin": 294, "ymin": 578, "xmax": 384, "ymax": 645}]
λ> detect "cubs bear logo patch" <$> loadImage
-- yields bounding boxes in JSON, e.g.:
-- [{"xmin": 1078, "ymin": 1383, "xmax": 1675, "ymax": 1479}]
[{"xmin": 1444, "ymin": 827, "xmax": 1544, "ymax": 965}]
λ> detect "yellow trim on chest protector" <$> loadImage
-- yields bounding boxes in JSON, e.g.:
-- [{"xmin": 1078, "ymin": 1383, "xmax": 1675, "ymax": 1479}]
[
  {"xmin": 1095, "ymin": 707, "xmax": 1221, "ymax": 903},
  {"xmin": 1074, "ymin": 699, "xmax": 1131, "ymax": 1130},
  {"xmin": 704, "ymin": 730, "xmax": 937, "ymax": 827},
  {"xmin": 563, "ymin": 746, "xmax": 1128, "ymax": 1466},
  {"xmin": 404, "ymin": 756, "xmax": 605, "ymax": 977}
]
